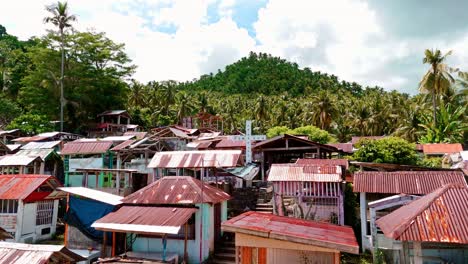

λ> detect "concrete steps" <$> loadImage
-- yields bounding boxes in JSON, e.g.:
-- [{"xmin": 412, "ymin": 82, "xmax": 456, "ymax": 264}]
[
  {"xmin": 255, "ymin": 201, "xmax": 274, "ymax": 214},
  {"xmin": 211, "ymin": 234, "xmax": 236, "ymax": 264}
]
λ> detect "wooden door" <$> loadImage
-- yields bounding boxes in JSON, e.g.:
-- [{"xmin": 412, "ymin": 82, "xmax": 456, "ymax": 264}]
[{"xmin": 214, "ymin": 203, "xmax": 222, "ymax": 242}]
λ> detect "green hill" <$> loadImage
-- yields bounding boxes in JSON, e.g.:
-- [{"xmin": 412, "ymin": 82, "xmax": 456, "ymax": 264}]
[{"xmin": 180, "ymin": 52, "xmax": 366, "ymax": 96}]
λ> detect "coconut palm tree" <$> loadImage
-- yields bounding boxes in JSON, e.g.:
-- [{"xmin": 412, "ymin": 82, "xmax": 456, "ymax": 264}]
[
  {"xmin": 44, "ymin": 1, "xmax": 76, "ymax": 132},
  {"xmin": 419, "ymin": 49, "xmax": 455, "ymax": 128},
  {"xmin": 175, "ymin": 92, "xmax": 194, "ymax": 124}
]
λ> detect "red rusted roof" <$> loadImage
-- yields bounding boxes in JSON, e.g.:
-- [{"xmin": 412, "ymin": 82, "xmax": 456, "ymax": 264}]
[
  {"xmin": 376, "ymin": 184, "xmax": 468, "ymax": 243},
  {"xmin": 351, "ymin": 136, "xmax": 386, "ymax": 145},
  {"xmin": 0, "ymin": 174, "xmax": 61, "ymax": 202},
  {"xmin": 268, "ymin": 164, "xmax": 342, "ymax": 182},
  {"xmin": 326, "ymin": 143, "xmax": 353, "ymax": 153},
  {"xmin": 296, "ymin": 158, "xmax": 349, "ymax": 169},
  {"xmin": 61, "ymin": 141, "xmax": 113, "ymax": 155},
  {"xmin": 148, "ymin": 150, "xmax": 241, "ymax": 168},
  {"xmin": 422, "ymin": 143, "xmax": 463, "ymax": 155},
  {"xmin": 222, "ymin": 211, "xmax": 359, "ymax": 254},
  {"xmin": 122, "ymin": 176, "xmax": 230, "ymax": 204},
  {"xmin": 111, "ymin": 140, "xmax": 136, "ymax": 151},
  {"xmin": 353, "ymin": 171, "xmax": 466, "ymax": 194},
  {"xmin": 215, "ymin": 139, "xmax": 246, "ymax": 149},
  {"xmin": 0, "ymin": 242, "xmax": 85, "ymax": 263},
  {"xmin": 92, "ymin": 206, "xmax": 197, "ymax": 235}
]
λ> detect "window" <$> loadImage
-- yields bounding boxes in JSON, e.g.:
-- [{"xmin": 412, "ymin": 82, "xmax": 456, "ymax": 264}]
[
  {"xmin": 36, "ymin": 201, "xmax": 54, "ymax": 226},
  {"xmin": 0, "ymin": 200, "xmax": 18, "ymax": 214}
]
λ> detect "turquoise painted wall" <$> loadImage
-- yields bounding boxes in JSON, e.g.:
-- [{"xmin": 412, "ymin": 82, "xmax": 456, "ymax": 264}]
[{"xmin": 132, "ymin": 203, "xmax": 221, "ymax": 264}]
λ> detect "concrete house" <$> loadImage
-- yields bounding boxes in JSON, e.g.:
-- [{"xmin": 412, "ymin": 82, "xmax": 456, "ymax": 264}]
[
  {"xmin": 61, "ymin": 141, "xmax": 114, "ymax": 188},
  {"xmin": 92, "ymin": 176, "xmax": 230, "ymax": 263},
  {"xmin": 0, "ymin": 174, "xmax": 62, "ymax": 243}
]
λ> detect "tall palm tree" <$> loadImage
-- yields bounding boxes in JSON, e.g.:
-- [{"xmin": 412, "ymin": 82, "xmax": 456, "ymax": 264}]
[
  {"xmin": 311, "ymin": 91, "xmax": 336, "ymax": 130},
  {"xmin": 419, "ymin": 49, "xmax": 455, "ymax": 128},
  {"xmin": 175, "ymin": 92, "xmax": 194, "ymax": 124},
  {"xmin": 44, "ymin": 1, "xmax": 76, "ymax": 132}
]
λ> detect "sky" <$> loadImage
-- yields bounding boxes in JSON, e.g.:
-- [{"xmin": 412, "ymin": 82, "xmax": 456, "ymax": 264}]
[{"xmin": 1, "ymin": 0, "xmax": 467, "ymax": 94}]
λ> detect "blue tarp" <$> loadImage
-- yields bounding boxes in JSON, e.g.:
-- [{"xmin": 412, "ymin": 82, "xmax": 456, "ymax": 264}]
[{"xmin": 64, "ymin": 196, "xmax": 115, "ymax": 241}]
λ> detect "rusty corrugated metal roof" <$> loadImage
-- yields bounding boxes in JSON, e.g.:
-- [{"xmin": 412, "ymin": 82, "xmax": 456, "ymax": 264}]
[
  {"xmin": 353, "ymin": 171, "xmax": 466, "ymax": 194},
  {"xmin": 92, "ymin": 206, "xmax": 197, "ymax": 235},
  {"xmin": 422, "ymin": 143, "xmax": 463, "ymax": 155},
  {"xmin": 296, "ymin": 158, "xmax": 349, "ymax": 169},
  {"xmin": 148, "ymin": 150, "xmax": 241, "ymax": 168},
  {"xmin": 267, "ymin": 164, "xmax": 342, "ymax": 182},
  {"xmin": 376, "ymin": 184, "xmax": 468, "ymax": 243},
  {"xmin": 61, "ymin": 141, "xmax": 113, "ymax": 155},
  {"xmin": 222, "ymin": 211, "xmax": 359, "ymax": 254},
  {"xmin": 0, "ymin": 242, "xmax": 85, "ymax": 263},
  {"xmin": 326, "ymin": 143, "xmax": 354, "ymax": 153},
  {"xmin": 122, "ymin": 176, "xmax": 230, "ymax": 204},
  {"xmin": 0, "ymin": 174, "xmax": 61, "ymax": 201},
  {"xmin": 215, "ymin": 139, "xmax": 246, "ymax": 149}
]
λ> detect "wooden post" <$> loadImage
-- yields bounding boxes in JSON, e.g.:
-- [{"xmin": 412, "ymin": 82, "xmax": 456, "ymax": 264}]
[
  {"xmin": 360, "ymin": 192, "xmax": 368, "ymax": 251},
  {"xmin": 184, "ymin": 222, "xmax": 188, "ymax": 263},
  {"xmin": 102, "ymin": 231, "xmax": 107, "ymax": 258},
  {"xmin": 64, "ymin": 194, "xmax": 69, "ymax": 247},
  {"xmin": 413, "ymin": 241, "xmax": 423, "ymax": 264},
  {"xmin": 334, "ymin": 252, "xmax": 340, "ymax": 264},
  {"xmin": 235, "ymin": 246, "xmax": 239, "ymax": 264},
  {"xmin": 112, "ymin": 232, "xmax": 116, "ymax": 256}
]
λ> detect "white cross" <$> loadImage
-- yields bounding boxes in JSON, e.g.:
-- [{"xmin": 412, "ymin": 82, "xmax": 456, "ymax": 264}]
[{"xmin": 232, "ymin": 120, "xmax": 266, "ymax": 163}]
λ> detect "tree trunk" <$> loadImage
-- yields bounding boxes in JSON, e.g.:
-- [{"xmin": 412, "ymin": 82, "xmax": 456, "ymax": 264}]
[
  {"xmin": 432, "ymin": 64, "xmax": 438, "ymax": 128},
  {"xmin": 60, "ymin": 29, "xmax": 65, "ymax": 132}
]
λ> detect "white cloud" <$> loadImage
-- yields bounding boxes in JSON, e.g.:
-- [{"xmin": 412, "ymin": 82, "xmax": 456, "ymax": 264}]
[{"xmin": 1, "ymin": 0, "xmax": 467, "ymax": 93}]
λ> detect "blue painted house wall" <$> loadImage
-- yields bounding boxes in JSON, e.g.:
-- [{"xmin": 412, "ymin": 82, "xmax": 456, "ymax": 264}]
[{"xmin": 132, "ymin": 201, "xmax": 227, "ymax": 263}]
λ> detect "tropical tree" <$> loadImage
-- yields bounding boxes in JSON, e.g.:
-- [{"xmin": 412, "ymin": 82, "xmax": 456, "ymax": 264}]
[
  {"xmin": 419, "ymin": 49, "xmax": 455, "ymax": 127},
  {"xmin": 175, "ymin": 92, "xmax": 194, "ymax": 124},
  {"xmin": 353, "ymin": 137, "xmax": 419, "ymax": 165},
  {"xmin": 419, "ymin": 102, "xmax": 467, "ymax": 143},
  {"xmin": 311, "ymin": 91, "xmax": 336, "ymax": 130},
  {"xmin": 44, "ymin": 1, "xmax": 76, "ymax": 132}
]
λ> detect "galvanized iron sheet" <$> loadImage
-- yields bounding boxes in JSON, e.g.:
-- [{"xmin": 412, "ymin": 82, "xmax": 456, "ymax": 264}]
[
  {"xmin": 61, "ymin": 141, "xmax": 113, "ymax": 155},
  {"xmin": 20, "ymin": 141, "xmax": 61, "ymax": 150},
  {"xmin": 148, "ymin": 150, "xmax": 241, "ymax": 168},
  {"xmin": 267, "ymin": 164, "xmax": 342, "ymax": 182},
  {"xmin": 122, "ymin": 176, "xmax": 230, "ymax": 204},
  {"xmin": 422, "ymin": 143, "xmax": 463, "ymax": 155},
  {"xmin": 296, "ymin": 158, "xmax": 349, "ymax": 169},
  {"xmin": 353, "ymin": 171, "xmax": 466, "ymax": 194},
  {"xmin": 0, "ymin": 175, "xmax": 60, "ymax": 200},
  {"xmin": 376, "ymin": 184, "xmax": 468, "ymax": 243},
  {"xmin": 92, "ymin": 206, "xmax": 197, "ymax": 234},
  {"xmin": 0, "ymin": 155, "xmax": 41, "ymax": 166},
  {"xmin": 222, "ymin": 211, "xmax": 359, "ymax": 254}
]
